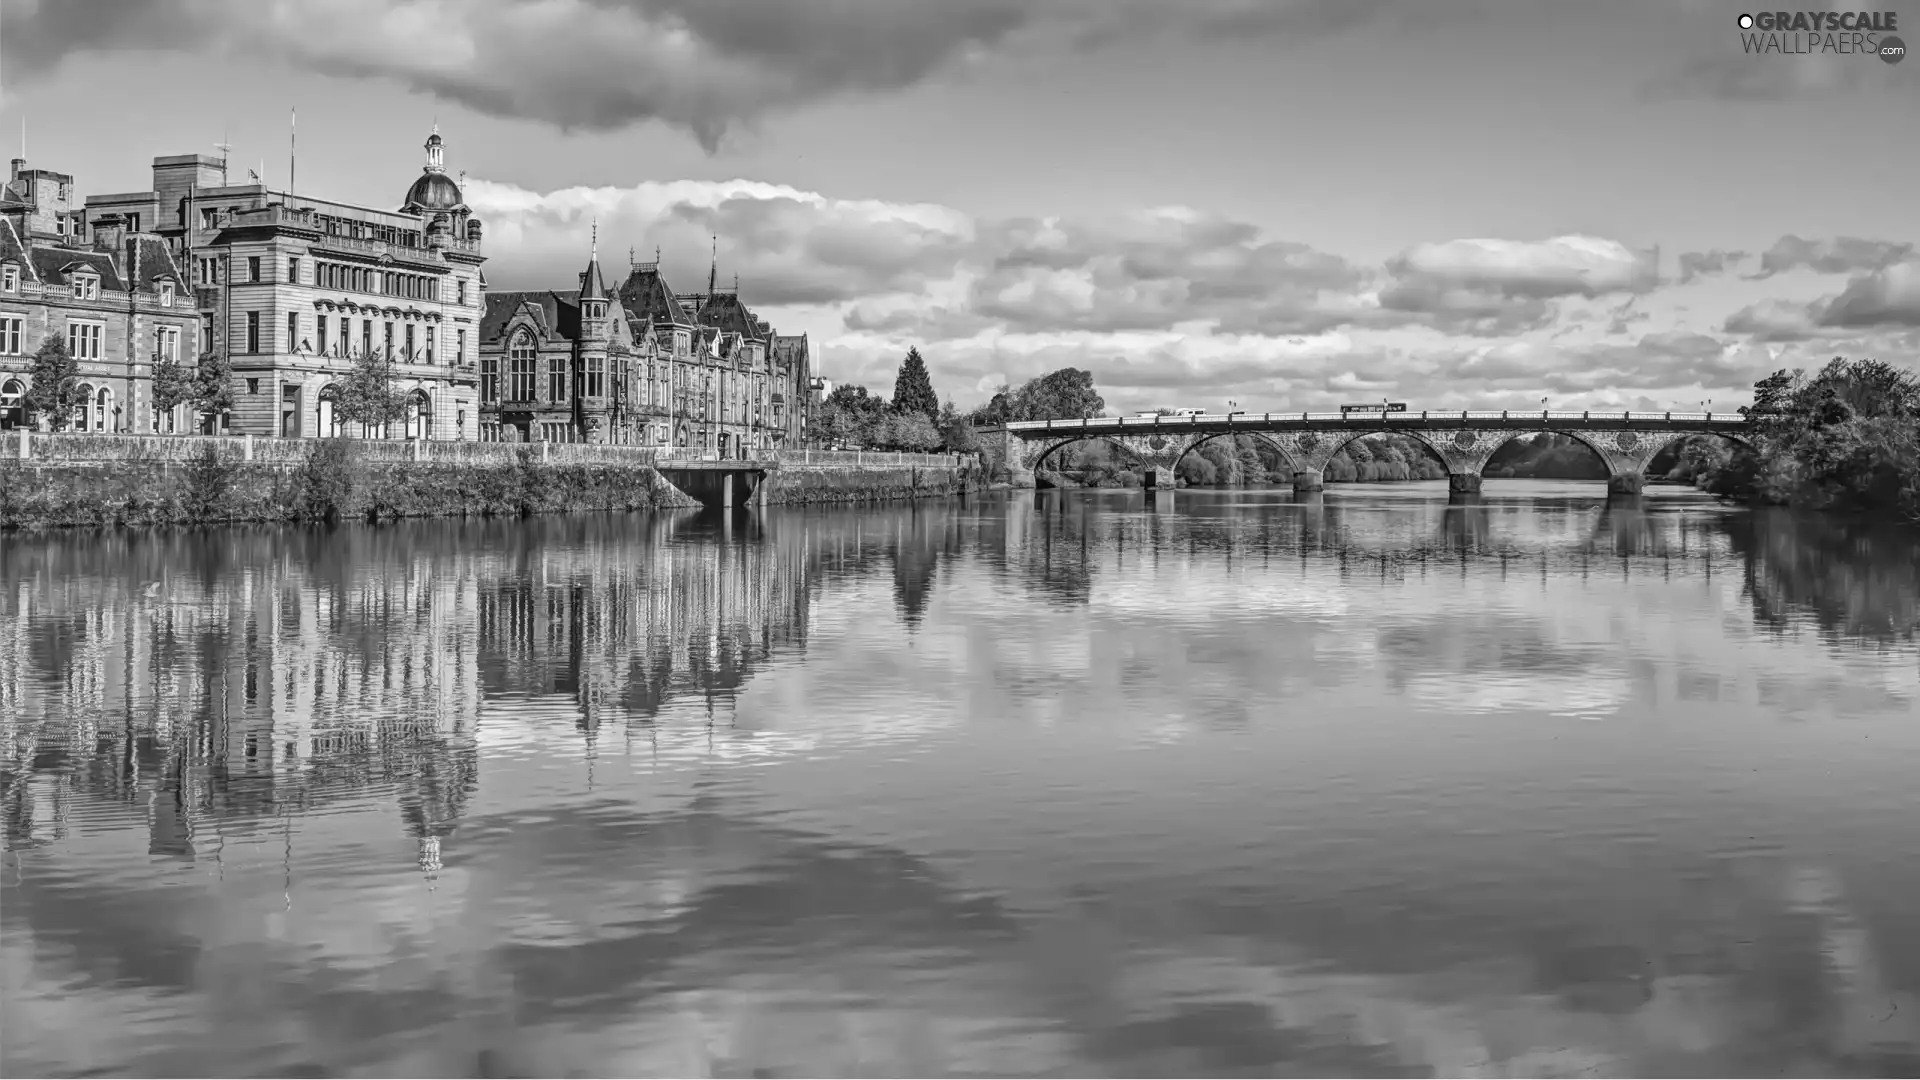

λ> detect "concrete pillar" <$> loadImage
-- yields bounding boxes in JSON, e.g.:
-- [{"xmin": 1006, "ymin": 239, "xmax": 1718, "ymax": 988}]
[
  {"xmin": 1007, "ymin": 460, "xmax": 1037, "ymax": 489},
  {"xmin": 1149, "ymin": 490, "xmax": 1176, "ymax": 514},
  {"xmin": 1607, "ymin": 472, "xmax": 1645, "ymax": 496},
  {"xmin": 1448, "ymin": 472, "xmax": 1483, "ymax": 495},
  {"xmin": 18, "ymin": 429, "xmax": 29, "ymax": 460},
  {"xmin": 243, "ymin": 432, "xmax": 254, "ymax": 461},
  {"xmin": 1292, "ymin": 469, "xmax": 1324, "ymax": 493},
  {"xmin": 722, "ymin": 471, "xmax": 735, "ymax": 507},
  {"xmin": 1144, "ymin": 465, "xmax": 1175, "ymax": 489}
]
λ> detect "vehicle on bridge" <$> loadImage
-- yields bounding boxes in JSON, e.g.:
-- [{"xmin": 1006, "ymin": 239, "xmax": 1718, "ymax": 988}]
[
  {"xmin": 1342, "ymin": 402, "xmax": 1409, "ymax": 414},
  {"xmin": 1171, "ymin": 408, "xmax": 1208, "ymax": 417}
]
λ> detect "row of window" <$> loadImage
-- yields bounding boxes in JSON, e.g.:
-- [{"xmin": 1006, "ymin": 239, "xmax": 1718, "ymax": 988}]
[
  {"xmin": 476, "ymin": 347, "xmax": 777, "ymax": 425},
  {"xmin": 194, "ymin": 254, "xmax": 469, "ymax": 306},
  {"xmin": 2, "ymin": 262, "xmax": 177, "ymax": 307},
  {"xmin": 242, "ymin": 311, "xmax": 467, "ymax": 365},
  {"xmin": 0, "ymin": 316, "xmax": 183, "ymax": 364}
]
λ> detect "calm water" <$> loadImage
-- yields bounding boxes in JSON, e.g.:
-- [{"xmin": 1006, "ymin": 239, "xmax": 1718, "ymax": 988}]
[{"xmin": 3, "ymin": 481, "xmax": 1918, "ymax": 1078}]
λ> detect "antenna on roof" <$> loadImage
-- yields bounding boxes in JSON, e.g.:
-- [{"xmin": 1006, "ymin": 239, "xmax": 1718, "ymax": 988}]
[
  {"xmin": 214, "ymin": 132, "xmax": 231, "ymax": 185},
  {"xmin": 18, "ymin": 115, "xmax": 24, "ymax": 162}
]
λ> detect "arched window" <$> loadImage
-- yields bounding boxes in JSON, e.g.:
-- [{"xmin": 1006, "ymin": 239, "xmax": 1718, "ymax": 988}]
[
  {"xmin": 94, "ymin": 385, "xmax": 114, "ymax": 432},
  {"xmin": 317, "ymin": 385, "xmax": 342, "ymax": 438},
  {"xmin": 0, "ymin": 378, "xmax": 24, "ymax": 430},
  {"xmin": 405, "ymin": 389, "xmax": 432, "ymax": 439},
  {"xmin": 509, "ymin": 332, "xmax": 537, "ymax": 402}
]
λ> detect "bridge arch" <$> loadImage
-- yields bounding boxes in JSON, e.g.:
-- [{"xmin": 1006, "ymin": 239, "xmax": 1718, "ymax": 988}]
[
  {"xmin": 1307, "ymin": 428, "xmax": 1452, "ymax": 482},
  {"xmin": 1170, "ymin": 431, "xmax": 1304, "ymax": 481},
  {"xmin": 1027, "ymin": 434, "xmax": 1151, "ymax": 477},
  {"xmin": 1476, "ymin": 428, "xmax": 1618, "ymax": 481}
]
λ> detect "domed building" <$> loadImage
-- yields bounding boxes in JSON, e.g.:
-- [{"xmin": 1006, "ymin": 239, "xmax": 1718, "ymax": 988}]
[{"xmin": 77, "ymin": 126, "xmax": 491, "ymax": 439}]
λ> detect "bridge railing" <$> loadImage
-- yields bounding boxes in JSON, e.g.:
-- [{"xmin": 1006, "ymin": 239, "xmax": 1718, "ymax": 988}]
[
  {"xmin": 770, "ymin": 449, "xmax": 969, "ymax": 468},
  {"xmin": 1001, "ymin": 409, "xmax": 1746, "ymax": 431}
]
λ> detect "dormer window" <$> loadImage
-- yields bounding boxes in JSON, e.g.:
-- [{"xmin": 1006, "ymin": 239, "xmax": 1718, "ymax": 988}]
[
  {"xmin": 71, "ymin": 272, "xmax": 99, "ymax": 301},
  {"xmin": 1, "ymin": 265, "xmax": 16, "ymax": 292},
  {"xmin": 158, "ymin": 280, "xmax": 175, "ymax": 307}
]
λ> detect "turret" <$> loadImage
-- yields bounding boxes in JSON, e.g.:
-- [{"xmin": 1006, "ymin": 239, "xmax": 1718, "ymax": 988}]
[{"xmin": 579, "ymin": 220, "xmax": 609, "ymax": 336}]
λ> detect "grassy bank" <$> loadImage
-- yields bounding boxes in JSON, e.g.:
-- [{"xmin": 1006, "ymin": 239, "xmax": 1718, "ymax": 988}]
[
  {"xmin": 1, "ymin": 441, "xmax": 699, "ymax": 530},
  {"xmin": 757, "ymin": 464, "xmax": 980, "ymax": 504}
]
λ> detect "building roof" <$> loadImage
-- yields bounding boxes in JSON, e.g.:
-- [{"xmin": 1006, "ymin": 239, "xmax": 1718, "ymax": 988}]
[
  {"xmin": 403, "ymin": 171, "xmax": 465, "ymax": 214},
  {"xmin": 0, "ymin": 217, "xmax": 31, "ymax": 276},
  {"xmin": 29, "ymin": 246, "xmax": 122, "ymax": 290},
  {"xmin": 579, "ymin": 251, "xmax": 609, "ymax": 303},
  {"xmin": 692, "ymin": 290, "xmax": 767, "ymax": 341},
  {"xmin": 482, "ymin": 289, "xmax": 585, "ymax": 344},
  {"xmin": 616, "ymin": 264, "xmax": 695, "ymax": 331}
]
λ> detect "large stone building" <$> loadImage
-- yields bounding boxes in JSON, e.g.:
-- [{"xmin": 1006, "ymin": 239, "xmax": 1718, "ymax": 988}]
[
  {"xmin": 0, "ymin": 157, "xmax": 201, "ymax": 432},
  {"xmin": 83, "ymin": 129, "xmax": 486, "ymax": 439},
  {"xmin": 480, "ymin": 249, "xmax": 815, "ymax": 452}
]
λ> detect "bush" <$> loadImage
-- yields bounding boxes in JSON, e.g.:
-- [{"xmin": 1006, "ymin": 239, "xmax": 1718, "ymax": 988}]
[{"xmin": 181, "ymin": 443, "xmax": 238, "ymax": 523}]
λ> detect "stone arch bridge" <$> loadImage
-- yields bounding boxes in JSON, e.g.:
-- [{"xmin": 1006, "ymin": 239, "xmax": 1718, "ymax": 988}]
[{"xmin": 981, "ymin": 410, "xmax": 1753, "ymax": 496}]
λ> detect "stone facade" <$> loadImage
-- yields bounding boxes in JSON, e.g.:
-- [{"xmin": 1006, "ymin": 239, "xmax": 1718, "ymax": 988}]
[
  {"xmin": 480, "ymin": 252, "xmax": 817, "ymax": 454},
  {"xmin": 82, "ymin": 130, "xmax": 486, "ymax": 441},
  {"xmin": 1, "ymin": 159, "xmax": 202, "ymax": 432}
]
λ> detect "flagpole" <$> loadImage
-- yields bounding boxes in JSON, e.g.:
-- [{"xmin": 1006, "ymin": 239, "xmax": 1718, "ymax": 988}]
[{"xmin": 289, "ymin": 107, "xmax": 296, "ymax": 200}]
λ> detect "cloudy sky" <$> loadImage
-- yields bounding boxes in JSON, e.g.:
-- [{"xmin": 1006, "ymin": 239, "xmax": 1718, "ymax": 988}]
[{"xmin": 2, "ymin": 0, "xmax": 1915, "ymax": 412}]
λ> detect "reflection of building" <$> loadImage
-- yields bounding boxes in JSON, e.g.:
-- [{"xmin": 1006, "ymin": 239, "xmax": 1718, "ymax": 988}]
[
  {"xmin": 480, "ymin": 249, "xmax": 815, "ymax": 453},
  {"xmin": 82, "ymin": 130, "xmax": 486, "ymax": 439},
  {"xmin": 0, "ymin": 157, "xmax": 201, "ymax": 432}
]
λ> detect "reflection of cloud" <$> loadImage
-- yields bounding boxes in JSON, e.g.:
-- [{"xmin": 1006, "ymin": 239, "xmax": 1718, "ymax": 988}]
[{"xmin": 1403, "ymin": 671, "xmax": 1629, "ymax": 718}]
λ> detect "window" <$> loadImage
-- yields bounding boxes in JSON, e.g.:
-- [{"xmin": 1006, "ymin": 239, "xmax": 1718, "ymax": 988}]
[
  {"xmin": 246, "ymin": 310, "xmax": 260, "ymax": 353},
  {"xmin": 288, "ymin": 257, "xmax": 301, "ymax": 285},
  {"xmin": 154, "ymin": 326, "xmax": 179, "ymax": 366},
  {"xmin": 361, "ymin": 319, "xmax": 371, "ymax": 357},
  {"xmin": 248, "ymin": 256, "xmax": 261, "ymax": 283},
  {"xmin": 317, "ymin": 315, "xmax": 328, "ymax": 356},
  {"xmin": 456, "ymin": 328, "xmax": 466, "ymax": 367},
  {"xmin": 481, "ymin": 350, "xmax": 499, "ymax": 404},
  {"xmin": 71, "ymin": 272, "xmax": 99, "ymax": 300},
  {"xmin": 383, "ymin": 321, "xmax": 393, "ymax": 358},
  {"xmin": 337, "ymin": 316, "xmax": 349, "ymax": 355},
  {"xmin": 288, "ymin": 312, "xmax": 300, "ymax": 352},
  {"xmin": 1, "ymin": 265, "xmax": 16, "ymax": 291},
  {"xmin": 675, "ymin": 331, "xmax": 688, "ymax": 354},
  {"xmin": 457, "ymin": 279, "xmax": 467, "ymax": 305},
  {"xmin": 548, "ymin": 350, "xmax": 566, "ymax": 402},
  {"xmin": 67, "ymin": 320, "xmax": 103, "ymax": 360},
  {"xmin": 509, "ymin": 333, "xmax": 536, "ymax": 401},
  {"xmin": 159, "ymin": 280, "xmax": 174, "ymax": 307},
  {"xmin": 425, "ymin": 326, "xmax": 435, "ymax": 365},
  {"xmin": 585, "ymin": 352, "xmax": 604, "ymax": 398},
  {"xmin": 247, "ymin": 378, "xmax": 260, "ymax": 395},
  {"xmin": 0, "ymin": 317, "xmax": 21, "ymax": 354}
]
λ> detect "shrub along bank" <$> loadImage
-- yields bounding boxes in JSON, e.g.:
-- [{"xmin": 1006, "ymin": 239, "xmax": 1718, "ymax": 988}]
[{"xmin": 1, "ymin": 440, "xmax": 699, "ymax": 530}]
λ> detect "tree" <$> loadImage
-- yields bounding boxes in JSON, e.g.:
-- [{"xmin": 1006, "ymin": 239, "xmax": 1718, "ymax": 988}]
[
  {"xmin": 967, "ymin": 367, "xmax": 1107, "ymax": 425},
  {"xmin": 936, "ymin": 398, "xmax": 979, "ymax": 453},
  {"xmin": 195, "ymin": 349, "xmax": 234, "ymax": 424},
  {"xmin": 22, "ymin": 333, "xmax": 81, "ymax": 430},
  {"xmin": 881, "ymin": 410, "xmax": 942, "ymax": 451},
  {"xmin": 333, "ymin": 348, "xmax": 410, "ymax": 435},
  {"xmin": 891, "ymin": 347, "xmax": 938, "ymax": 422},
  {"xmin": 151, "ymin": 349, "xmax": 197, "ymax": 426}
]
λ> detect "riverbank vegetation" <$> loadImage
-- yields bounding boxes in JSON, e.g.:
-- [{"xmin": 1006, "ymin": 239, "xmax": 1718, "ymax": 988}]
[
  {"xmin": 0, "ymin": 440, "xmax": 696, "ymax": 530},
  {"xmin": 1666, "ymin": 358, "xmax": 1919, "ymax": 521}
]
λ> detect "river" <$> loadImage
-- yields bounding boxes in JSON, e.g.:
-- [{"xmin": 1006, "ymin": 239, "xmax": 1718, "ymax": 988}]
[{"xmin": 3, "ymin": 480, "xmax": 1917, "ymax": 1078}]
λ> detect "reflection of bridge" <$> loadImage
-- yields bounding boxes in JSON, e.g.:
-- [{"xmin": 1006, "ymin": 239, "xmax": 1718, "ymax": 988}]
[{"xmin": 983, "ymin": 410, "xmax": 1752, "ymax": 496}]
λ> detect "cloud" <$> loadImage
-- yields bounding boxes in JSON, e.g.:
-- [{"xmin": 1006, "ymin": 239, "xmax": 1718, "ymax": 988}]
[
  {"xmin": 1723, "ymin": 260, "xmax": 1920, "ymax": 339},
  {"xmin": 466, "ymin": 174, "xmax": 1885, "ymax": 414},
  {"xmin": 1377, "ymin": 236, "xmax": 1660, "ymax": 336},
  {"xmin": 1677, "ymin": 249, "xmax": 1745, "ymax": 282},
  {"xmin": 1754, "ymin": 235, "xmax": 1914, "ymax": 277},
  {"xmin": 0, "ymin": 0, "xmax": 1426, "ymax": 153}
]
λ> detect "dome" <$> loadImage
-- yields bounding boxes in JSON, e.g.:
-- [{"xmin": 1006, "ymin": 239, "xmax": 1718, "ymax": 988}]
[{"xmin": 404, "ymin": 170, "xmax": 465, "ymax": 213}]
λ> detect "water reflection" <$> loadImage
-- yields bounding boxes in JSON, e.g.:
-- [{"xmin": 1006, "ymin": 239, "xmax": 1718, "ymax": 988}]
[{"xmin": 3, "ymin": 483, "xmax": 1918, "ymax": 1077}]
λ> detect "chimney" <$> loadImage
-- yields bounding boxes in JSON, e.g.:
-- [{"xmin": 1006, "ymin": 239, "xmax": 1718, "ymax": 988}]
[
  {"xmin": 9, "ymin": 159, "xmax": 24, "ymax": 180},
  {"xmin": 92, "ymin": 214, "xmax": 128, "ymax": 254}
]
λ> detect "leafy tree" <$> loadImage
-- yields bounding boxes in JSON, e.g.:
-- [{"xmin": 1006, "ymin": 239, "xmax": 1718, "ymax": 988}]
[
  {"xmin": 151, "ymin": 349, "xmax": 197, "ymax": 423},
  {"xmin": 968, "ymin": 366, "xmax": 1107, "ymax": 424},
  {"xmin": 936, "ymin": 398, "xmax": 979, "ymax": 453},
  {"xmin": 881, "ymin": 410, "xmax": 942, "ymax": 451},
  {"xmin": 333, "ymin": 347, "xmax": 410, "ymax": 435},
  {"xmin": 194, "ymin": 349, "xmax": 234, "ymax": 428},
  {"xmin": 22, "ymin": 333, "xmax": 81, "ymax": 430},
  {"xmin": 891, "ymin": 347, "xmax": 939, "ymax": 422}
]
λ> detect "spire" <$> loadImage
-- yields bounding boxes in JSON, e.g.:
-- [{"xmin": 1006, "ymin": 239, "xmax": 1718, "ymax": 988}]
[
  {"xmin": 708, "ymin": 235, "xmax": 717, "ymax": 298},
  {"xmin": 579, "ymin": 220, "xmax": 608, "ymax": 301},
  {"xmin": 423, "ymin": 125, "xmax": 445, "ymax": 173}
]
